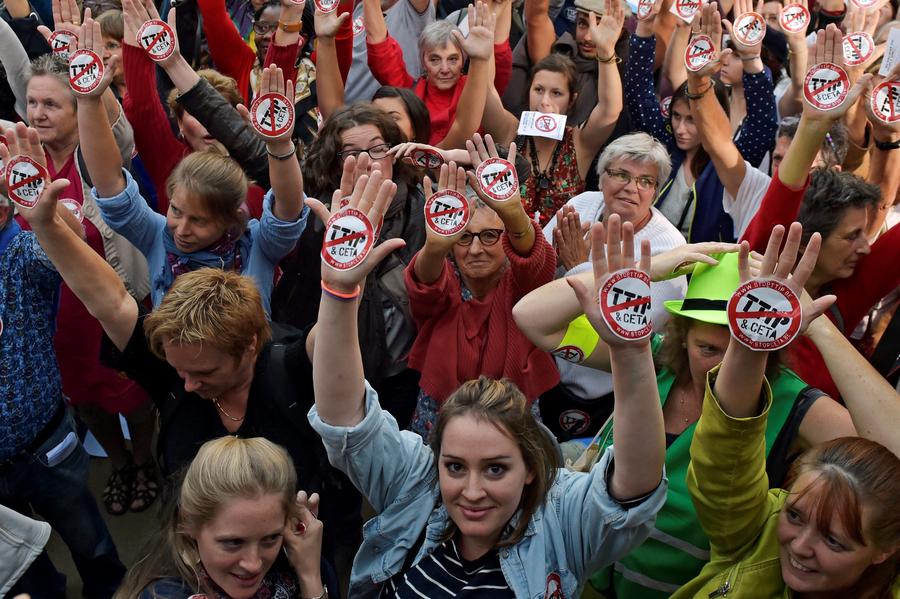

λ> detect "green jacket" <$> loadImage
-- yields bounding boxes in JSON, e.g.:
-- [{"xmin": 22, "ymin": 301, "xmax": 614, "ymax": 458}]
[{"xmin": 672, "ymin": 367, "xmax": 900, "ymax": 599}]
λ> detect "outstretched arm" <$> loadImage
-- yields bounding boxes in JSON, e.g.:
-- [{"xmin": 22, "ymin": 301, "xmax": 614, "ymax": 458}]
[
  {"xmin": 2, "ymin": 124, "xmax": 138, "ymax": 351},
  {"xmin": 313, "ymin": 6, "xmax": 350, "ymax": 120},
  {"xmin": 523, "ymin": 0, "xmax": 557, "ymax": 64}
]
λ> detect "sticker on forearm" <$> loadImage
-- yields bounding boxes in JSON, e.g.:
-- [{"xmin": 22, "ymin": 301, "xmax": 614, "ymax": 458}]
[
  {"xmin": 6, "ymin": 156, "xmax": 47, "ymax": 209},
  {"xmin": 321, "ymin": 208, "xmax": 374, "ymax": 270},
  {"xmin": 68, "ymin": 49, "xmax": 104, "ymax": 95},
  {"xmin": 49, "ymin": 29, "xmax": 78, "ymax": 57},
  {"xmin": 779, "ymin": 3, "xmax": 809, "ymax": 33},
  {"xmin": 599, "ymin": 269, "xmax": 653, "ymax": 340},
  {"xmin": 803, "ymin": 63, "xmax": 850, "ymax": 111},
  {"xmin": 475, "ymin": 157, "xmax": 518, "ymax": 202},
  {"xmin": 727, "ymin": 279, "xmax": 801, "ymax": 350},
  {"xmin": 843, "ymin": 32, "xmax": 874, "ymax": 66},
  {"xmin": 733, "ymin": 12, "xmax": 766, "ymax": 46},
  {"xmin": 685, "ymin": 35, "xmax": 716, "ymax": 72},
  {"xmin": 870, "ymin": 80, "xmax": 900, "ymax": 123},
  {"xmin": 250, "ymin": 92, "xmax": 295, "ymax": 139},
  {"xmin": 425, "ymin": 190, "xmax": 470, "ymax": 236},
  {"xmin": 137, "ymin": 20, "xmax": 176, "ymax": 62}
]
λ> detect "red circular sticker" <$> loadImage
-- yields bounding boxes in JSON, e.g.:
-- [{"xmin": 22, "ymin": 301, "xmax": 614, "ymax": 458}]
[
  {"xmin": 779, "ymin": 3, "xmax": 809, "ymax": 33},
  {"xmin": 732, "ymin": 12, "xmax": 766, "ymax": 46},
  {"xmin": 321, "ymin": 208, "xmax": 374, "ymax": 270},
  {"xmin": 249, "ymin": 92, "xmax": 295, "ymax": 139},
  {"xmin": 410, "ymin": 148, "xmax": 443, "ymax": 169},
  {"xmin": 60, "ymin": 198, "xmax": 84, "ymax": 223},
  {"xmin": 352, "ymin": 16, "xmax": 364, "ymax": 36},
  {"xmin": 727, "ymin": 279, "xmax": 801, "ymax": 351},
  {"xmin": 137, "ymin": 20, "xmax": 177, "ymax": 61},
  {"xmin": 637, "ymin": 0, "xmax": 655, "ymax": 20},
  {"xmin": 6, "ymin": 156, "xmax": 47, "ymax": 209},
  {"xmin": 535, "ymin": 114, "xmax": 558, "ymax": 133},
  {"xmin": 424, "ymin": 190, "xmax": 469, "ymax": 236},
  {"xmin": 474, "ymin": 157, "xmax": 518, "ymax": 202},
  {"xmin": 315, "ymin": 0, "xmax": 339, "ymax": 12},
  {"xmin": 68, "ymin": 49, "xmax": 104, "ymax": 95},
  {"xmin": 685, "ymin": 35, "xmax": 716, "ymax": 72},
  {"xmin": 552, "ymin": 345, "xmax": 585, "ymax": 364},
  {"xmin": 803, "ymin": 63, "xmax": 850, "ymax": 111},
  {"xmin": 48, "ymin": 29, "xmax": 78, "ymax": 57},
  {"xmin": 599, "ymin": 268, "xmax": 652, "ymax": 341},
  {"xmin": 660, "ymin": 95, "xmax": 672, "ymax": 118},
  {"xmin": 843, "ymin": 32, "xmax": 874, "ymax": 66},
  {"xmin": 870, "ymin": 80, "xmax": 900, "ymax": 123},
  {"xmin": 674, "ymin": 0, "xmax": 701, "ymax": 20},
  {"xmin": 559, "ymin": 409, "xmax": 591, "ymax": 435}
]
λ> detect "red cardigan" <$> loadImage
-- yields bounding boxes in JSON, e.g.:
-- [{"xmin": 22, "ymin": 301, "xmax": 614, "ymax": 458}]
[
  {"xmin": 404, "ymin": 232, "xmax": 560, "ymax": 403},
  {"xmin": 366, "ymin": 34, "xmax": 513, "ymax": 145},
  {"xmin": 741, "ymin": 172, "xmax": 900, "ymax": 398}
]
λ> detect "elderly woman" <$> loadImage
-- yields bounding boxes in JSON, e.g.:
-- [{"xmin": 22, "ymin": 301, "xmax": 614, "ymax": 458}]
[{"xmin": 403, "ymin": 134, "xmax": 558, "ymax": 438}]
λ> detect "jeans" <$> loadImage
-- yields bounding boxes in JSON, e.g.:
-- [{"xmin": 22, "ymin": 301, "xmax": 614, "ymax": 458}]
[{"xmin": 0, "ymin": 406, "xmax": 125, "ymax": 599}]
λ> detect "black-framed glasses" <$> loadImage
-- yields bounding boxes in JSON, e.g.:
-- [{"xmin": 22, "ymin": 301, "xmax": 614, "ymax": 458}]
[
  {"xmin": 252, "ymin": 20, "xmax": 277, "ymax": 35},
  {"xmin": 337, "ymin": 143, "xmax": 392, "ymax": 162},
  {"xmin": 604, "ymin": 168, "xmax": 657, "ymax": 191},
  {"xmin": 456, "ymin": 229, "xmax": 503, "ymax": 246}
]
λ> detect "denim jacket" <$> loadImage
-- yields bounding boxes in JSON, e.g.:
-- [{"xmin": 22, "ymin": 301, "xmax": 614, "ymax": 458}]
[{"xmin": 308, "ymin": 383, "xmax": 668, "ymax": 599}]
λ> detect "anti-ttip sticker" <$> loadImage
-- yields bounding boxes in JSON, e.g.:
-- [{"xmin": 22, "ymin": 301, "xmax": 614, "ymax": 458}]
[
  {"xmin": 599, "ymin": 269, "xmax": 652, "ymax": 340},
  {"xmin": 803, "ymin": 63, "xmax": 850, "ymax": 111},
  {"xmin": 779, "ymin": 3, "xmax": 809, "ymax": 33},
  {"xmin": 685, "ymin": 35, "xmax": 716, "ymax": 72},
  {"xmin": 424, "ymin": 190, "xmax": 470, "ymax": 236},
  {"xmin": 475, "ymin": 157, "xmax": 518, "ymax": 201},
  {"xmin": 321, "ymin": 208, "xmax": 374, "ymax": 270},
  {"xmin": 6, "ymin": 155, "xmax": 47, "ymax": 209},
  {"xmin": 727, "ymin": 279, "xmax": 801, "ymax": 351},
  {"xmin": 249, "ymin": 92, "xmax": 295, "ymax": 139}
]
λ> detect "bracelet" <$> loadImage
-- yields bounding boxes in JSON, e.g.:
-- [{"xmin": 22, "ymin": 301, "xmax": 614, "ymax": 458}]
[
  {"xmin": 685, "ymin": 79, "xmax": 715, "ymax": 100},
  {"xmin": 510, "ymin": 220, "xmax": 533, "ymax": 239},
  {"xmin": 321, "ymin": 281, "xmax": 361, "ymax": 301},
  {"xmin": 740, "ymin": 54, "xmax": 761, "ymax": 61},
  {"xmin": 267, "ymin": 142, "xmax": 296, "ymax": 161},
  {"xmin": 277, "ymin": 19, "xmax": 302, "ymax": 32},
  {"xmin": 301, "ymin": 586, "xmax": 328, "ymax": 599},
  {"xmin": 874, "ymin": 137, "xmax": 900, "ymax": 151},
  {"xmin": 596, "ymin": 53, "xmax": 622, "ymax": 64}
]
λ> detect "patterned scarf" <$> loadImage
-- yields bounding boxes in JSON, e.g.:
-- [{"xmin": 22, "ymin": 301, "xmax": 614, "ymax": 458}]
[
  {"xmin": 195, "ymin": 560, "xmax": 299, "ymax": 599},
  {"xmin": 160, "ymin": 227, "xmax": 251, "ymax": 296}
]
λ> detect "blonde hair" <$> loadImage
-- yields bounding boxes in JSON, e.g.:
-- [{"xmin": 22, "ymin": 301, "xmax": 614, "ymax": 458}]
[
  {"xmin": 115, "ymin": 437, "xmax": 297, "ymax": 598},
  {"xmin": 144, "ymin": 269, "xmax": 272, "ymax": 360},
  {"xmin": 166, "ymin": 152, "xmax": 248, "ymax": 232},
  {"xmin": 167, "ymin": 69, "xmax": 243, "ymax": 121},
  {"xmin": 96, "ymin": 9, "xmax": 124, "ymax": 40}
]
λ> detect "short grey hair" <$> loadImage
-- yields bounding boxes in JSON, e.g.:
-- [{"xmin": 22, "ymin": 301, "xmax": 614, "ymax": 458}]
[
  {"xmin": 27, "ymin": 53, "xmax": 71, "ymax": 94},
  {"xmin": 419, "ymin": 20, "xmax": 464, "ymax": 57},
  {"xmin": 596, "ymin": 132, "xmax": 672, "ymax": 187}
]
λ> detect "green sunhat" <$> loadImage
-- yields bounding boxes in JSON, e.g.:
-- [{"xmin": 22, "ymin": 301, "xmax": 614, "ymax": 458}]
[{"xmin": 664, "ymin": 252, "xmax": 740, "ymax": 326}]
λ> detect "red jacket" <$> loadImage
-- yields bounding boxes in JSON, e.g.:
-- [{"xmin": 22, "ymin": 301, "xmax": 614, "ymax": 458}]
[
  {"xmin": 366, "ymin": 34, "xmax": 513, "ymax": 145},
  {"xmin": 741, "ymin": 172, "xmax": 900, "ymax": 398},
  {"xmin": 404, "ymin": 232, "xmax": 560, "ymax": 403}
]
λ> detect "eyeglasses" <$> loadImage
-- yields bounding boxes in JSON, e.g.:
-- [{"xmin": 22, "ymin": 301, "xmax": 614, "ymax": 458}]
[
  {"xmin": 252, "ymin": 20, "xmax": 277, "ymax": 35},
  {"xmin": 604, "ymin": 169, "xmax": 657, "ymax": 191},
  {"xmin": 337, "ymin": 143, "xmax": 392, "ymax": 162},
  {"xmin": 456, "ymin": 229, "xmax": 503, "ymax": 246}
]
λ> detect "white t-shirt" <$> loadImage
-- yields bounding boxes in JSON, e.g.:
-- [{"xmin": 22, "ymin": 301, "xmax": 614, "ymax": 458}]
[
  {"xmin": 542, "ymin": 191, "xmax": 688, "ymax": 399},
  {"xmin": 723, "ymin": 161, "xmax": 772, "ymax": 239}
]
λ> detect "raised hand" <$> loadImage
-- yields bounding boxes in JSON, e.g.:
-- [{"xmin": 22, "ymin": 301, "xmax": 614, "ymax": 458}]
[
  {"xmin": 422, "ymin": 162, "xmax": 473, "ymax": 251},
  {"xmin": 314, "ymin": 4, "xmax": 350, "ymax": 38},
  {"xmin": 567, "ymin": 214, "xmax": 653, "ymax": 348},
  {"xmin": 0, "ymin": 124, "xmax": 70, "ymax": 226},
  {"xmin": 282, "ymin": 491, "xmax": 325, "ymax": 591},
  {"xmin": 122, "ymin": 0, "xmax": 181, "ymax": 67},
  {"xmin": 37, "ymin": 0, "xmax": 81, "ymax": 44},
  {"xmin": 589, "ymin": 0, "xmax": 625, "ymax": 59},
  {"xmin": 862, "ymin": 62, "xmax": 900, "ymax": 141},
  {"xmin": 723, "ymin": 0, "xmax": 765, "ymax": 58},
  {"xmin": 635, "ymin": 0, "xmax": 665, "ymax": 37},
  {"xmin": 802, "ymin": 24, "xmax": 872, "ymax": 121},
  {"xmin": 237, "ymin": 64, "xmax": 297, "ymax": 146},
  {"xmin": 686, "ymin": 2, "xmax": 730, "ymax": 78},
  {"xmin": 465, "ymin": 133, "xmax": 522, "ymax": 219},
  {"xmin": 71, "ymin": 11, "xmax": 119, "ymax": 99},
  {"xmin": 455, "ymin": 1, "xmax": 497, "ymax": 61},
  {"xmin": 553, "ymin": 205, "xmax": 590, "ymax": 270},
  {"xmin": 842, "ymin": 2, "xmax": 884, "ymax": 79}
]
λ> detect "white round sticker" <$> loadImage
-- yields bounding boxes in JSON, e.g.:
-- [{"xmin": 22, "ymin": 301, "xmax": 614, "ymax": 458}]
[
  {"xmin": 599, "ymin": 269, "xmax": 652, "ymax": 341},
  {"xmin": 424, "ymin": 190, "xmax": 469, "ymax": 236},
  {"xmin": 685, "ymin": 35, "xmax": 716, "ymax": 72},
  {"xmin": 137, "ymin": 20, "xmax": 177, "ymax": 61},
  {"xmin": 674, "ymin": 0, "xmax": 701, "ymax": 20},
  {"xmin": 850, "ymin": 0, "xmax": 879, "ymax": 8},
  {"xmin": 410, "ymin": 148, "xmax": 443, "ymax": 169},
  {"xmin": 552, "ymin": 345, "xmax": 586, "ymax": 364},
  {"xmin": 732, "ymin": 12, "xmax": 766, "ymax": 46},
  {"xmin": 779, "ymin": 3, "xmax": 809, "ymax": 33},
  {"xmin": 314, "ymin": 0, "xmax": 339, "ymax": 12},
  {"xmin": 842, "ymin": 32, "xmax": 874, "ymax": 66},
  {"xmin": 727, "ymin": 279, "xmax": 802, "ymax": 351},
  {"xmin": 321, "ymin": 208, "xmax": 374, "ymax": 270},
  {"xmin": 68, "ymin": 49, "xmax": 104, "ymax": 95},
  {"xmin": 6, "ymin": 156, "xmax": 47, "ymax": 209},
  {"xmin": 660, "ymin": 95, "xmax": 672, "ymax": 118},
  {"xmin": 636, "ymin": 0, "xmax": 655, "ymax": 20},
  {"xmin": 249, "ymin": 92, "xmax": 295, "ymax": 139},
  {"xmin": 870, "ymin": 80, "xmax": 900, "ymax": 123},
  {"xmin": 48, "ymin": 29, "xmax": 78, "ymax": 57},
  {"xmin": 352, "ymin": 16, "xmax": 364, "ymax": 36},
  {"xmin": 60, "ymin": 198, "xmax": 84, "ymax": 223},
  {"xmin": 474, "ymin": 157, "xmax": 518, "ymax": 202},
  {"xmin": 803, "ymin": 62, "xmax": 850, "ymax": 111}
]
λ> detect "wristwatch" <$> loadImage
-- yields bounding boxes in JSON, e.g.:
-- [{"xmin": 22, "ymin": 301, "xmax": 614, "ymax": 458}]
[{"xmin": 277, "ymin": 19, "xmax": 303, "ymax": 32}]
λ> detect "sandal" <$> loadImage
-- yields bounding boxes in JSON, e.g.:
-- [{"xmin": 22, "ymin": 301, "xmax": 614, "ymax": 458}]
[
  {"xmin": 103, "ymin": 461, "xmax": 134, "ymax": 516},
  {"xmin": 130, "ymin": 461, "xmax": 160, "ymax": 513}
]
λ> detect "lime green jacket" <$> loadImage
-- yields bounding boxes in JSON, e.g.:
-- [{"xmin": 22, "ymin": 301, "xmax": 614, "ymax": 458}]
[{"xmin": 672, "ymin": 367, "xmax": 899, "ymax": 599}]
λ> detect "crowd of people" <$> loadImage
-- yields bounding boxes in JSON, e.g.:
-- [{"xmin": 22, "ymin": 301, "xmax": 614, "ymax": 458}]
[{"xmin": 0, "ymin": 0, "xmax": 898, "ymax": 593}]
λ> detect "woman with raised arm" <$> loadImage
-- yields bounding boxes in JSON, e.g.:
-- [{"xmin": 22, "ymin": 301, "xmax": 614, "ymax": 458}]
[
  {"xmin": 672, "ymin": 224, "xmax": 900, "ymax": 598},
  {"xmin": 480, "ymin": 0, "xmax": 623, "ymax": 226},
  {"xmin": 306, "ymin": 167, "xmax": 666, "ymax": 597}
]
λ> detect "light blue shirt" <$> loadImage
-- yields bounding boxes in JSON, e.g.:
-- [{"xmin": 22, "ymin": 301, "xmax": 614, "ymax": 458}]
[
  {"xmin": 93, "ymin": 169, "xmax": 307, "ymax": 314},
  {"xmin": 308, "ymin": 383, "xmax": 668, "ymax": 599}
]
